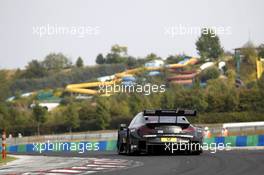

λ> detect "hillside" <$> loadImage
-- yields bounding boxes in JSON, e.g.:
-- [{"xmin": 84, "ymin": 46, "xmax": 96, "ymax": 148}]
[{"xmin": 0, "ymin": 43, "xmax": 264, "ymax": 136}]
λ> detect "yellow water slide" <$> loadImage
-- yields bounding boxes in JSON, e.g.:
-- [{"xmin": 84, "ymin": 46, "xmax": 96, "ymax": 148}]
[
  {"xmin": 65, "ymin": 57, "xmax": 198, "ymax": 95},
  {"xmin": 166, "ymin": 57, "xmax": 198, "ymax": 68},
  {"xmin": 256, "ymin": 59, "xmax": 264, "ymax": 79}
]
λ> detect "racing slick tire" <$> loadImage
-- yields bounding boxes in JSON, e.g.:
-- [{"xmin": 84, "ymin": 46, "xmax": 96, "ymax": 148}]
[{"xmin": 117, "ymin": 141, "xmax": 124, "ymax": 155}]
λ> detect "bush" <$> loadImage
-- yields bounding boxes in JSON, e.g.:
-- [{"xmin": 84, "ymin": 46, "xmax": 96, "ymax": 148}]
[{"xmin": 200, "ymin": 66, "xmax": 220, "ymax": 82}]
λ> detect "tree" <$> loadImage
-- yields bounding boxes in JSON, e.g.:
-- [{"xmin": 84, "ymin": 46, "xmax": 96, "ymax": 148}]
[
  {"xmin": 128, "ymin": 93, "xmax": 147, "ymax": 115},
  {"xmin": 257, "ymin": 75, "xmax": 264, "ymax": 111},
  {"xmin": 241, "ymin": 47, "xmax": 257, "ymax": 65},
  {"xmin": 0, "ymin": 103, "xmax": 9, "ymax": 129},
  {"xmin": 206, "ymin": 79, "xmax": 239, "ymax": 112},
  {"xmin": 96, "ymin": 54, "xmax": 105, "ymax": 64},
  {"xmin": 200, "ymin": 66, "xmax": 220, "ymax": 82},
  {"xmin": 32, "ymin": 104, "xmax": 47, "ymax": 135},
  {"xmin": 109, "ymin": 96, "xmax": 130, "ymax": 118},
  {"xmin": 196, "ymin": 28, "xmax": 224, "ymax": 60},
  {"xmin": 23, "ymin": 60, "xmax": 47, "ymax": 78},
  {"xmin": 145, "ymin": 53, "xmax": 161, "ymax": 61},
  {"xmin": 258, "ymin": 44, "xmax": 264, "ymax": 58},
  {"xmin": 95, "ymin": 97, "xmax": 110, "ymax": 129},
  {"xmin": 105, "ymin": 53, "xmax": 124, "ymax": 64},
  {"xmin": 127, "ymin": 56, "xmax": 138, "ymax": 68},
  {"xmin": 76, "ymin": 57, "xmax": 84, "ymax": 67},
  {"xmin": 42, "ymin": 53, "xmax": 72, "ymax": 70},
  {"xmin": 165, "ymin": 54, "xmax": 190, "ymax": 64},
  {"xmin": 105, "ymin": 45, "xmax": 129, "ymax": 64},
  {"xmin": 226, "ymin": 69, "xmax": 236, "ymax": 85},
  {"xmin": 166, "ymin": 55, "xmax": 185, "ymax": 64},
  {"xmin": 160, "ymin": 89, "xmax": 175, "ymax": 109},
  {"xmin": 111, "ymin": 44, "xmax": 127, "ymax": 56},
  {"xmin": 64, "ymin": 105, "xmax": 80, "ymax": 132},
  {"xmin": 258, "ymin": 73, "xmax": 264, "ymax": 97},
  {"xmin": 0, "ymin": 71, "xmax": 10, "ymax": 101},
  {"xmin": 78, "ymin": 102, "xmax": 98, "ymax": 130}
]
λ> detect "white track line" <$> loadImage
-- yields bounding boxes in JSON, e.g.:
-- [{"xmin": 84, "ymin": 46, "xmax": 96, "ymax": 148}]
[
  {"xmin": 86, "ymin": 164, "xmax": 99, "ymax": 167},
  {"xmin": 93, "ymin": 162, "xmax": 127, "ymax": 165},
  {"xmin": 49, "ymin": 169, "xmax": 83, "ymax": 174},
  {"xmin": 19, "ymin": 158, "xmax": 131, "ymax": 175},
  {"xmin": 71, "ymin": 166, "xmax": 90, "ymax": 170},
  {"xmin": 96, "ymin": 165, "xmax": 126, "ymax": 168}
]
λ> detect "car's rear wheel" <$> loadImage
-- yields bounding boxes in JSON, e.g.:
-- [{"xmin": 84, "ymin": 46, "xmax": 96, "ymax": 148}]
[{"xmin": 126, "ymin": 137, "xmax": 139, "ymax": 156}]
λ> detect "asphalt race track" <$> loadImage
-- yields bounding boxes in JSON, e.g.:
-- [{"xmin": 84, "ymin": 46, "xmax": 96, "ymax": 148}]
[
  {"xmin": 2, "ymin": 150, "xmax": 264, "ymax": 175},
  {"xmin": 107, "ymin": 150, "xmax": 264, "ymax": 175}
]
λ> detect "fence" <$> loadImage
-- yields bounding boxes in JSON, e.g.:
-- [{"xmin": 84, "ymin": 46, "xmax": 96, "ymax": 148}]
[{"xmin": 196, "ymin": 123, "xmax": 264, "ymax": 136}]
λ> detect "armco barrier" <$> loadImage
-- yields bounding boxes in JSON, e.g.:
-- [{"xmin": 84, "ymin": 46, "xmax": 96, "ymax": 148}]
[
  {"xmin": 1, "ymin": 135, "xmax": 264, "ymax": 153},
  {"xmin": 1, "ymin": 140, "xmax": 117, "ymax": 153},
  {"xmin": 204, "ymin": 135, "xmax": 264, "ymax": 147}
]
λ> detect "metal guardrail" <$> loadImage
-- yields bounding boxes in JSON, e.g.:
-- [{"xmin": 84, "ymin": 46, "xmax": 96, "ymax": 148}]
[
  {"xmin": 196, "ymin": 123, "xmax": 264, "ymax": 136},
  {"xmin": 5, "ymin": 131, "xmax": 117, "ymax": 146}
]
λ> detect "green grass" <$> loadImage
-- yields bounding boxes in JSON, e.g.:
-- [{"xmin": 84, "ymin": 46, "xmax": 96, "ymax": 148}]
[{"xmin": 0, "ymin": 156, "xmax": 16, "ymax": 165}]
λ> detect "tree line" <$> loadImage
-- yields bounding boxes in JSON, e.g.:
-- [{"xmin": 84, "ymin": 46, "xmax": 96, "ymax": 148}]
[{"xmin": 1, "ymin": 74, "xmax": 264, "ymax": 136}]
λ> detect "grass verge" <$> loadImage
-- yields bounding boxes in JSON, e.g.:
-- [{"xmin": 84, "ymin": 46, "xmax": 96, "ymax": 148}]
[{"xmin": 0, "ymin": 156, "xmax": 16, "ymax": 165}]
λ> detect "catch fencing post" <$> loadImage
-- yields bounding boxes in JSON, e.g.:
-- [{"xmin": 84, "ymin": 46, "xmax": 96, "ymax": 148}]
[{"xmin": 2, "ymin": 129, "xmax": 7, "ymax": 160}]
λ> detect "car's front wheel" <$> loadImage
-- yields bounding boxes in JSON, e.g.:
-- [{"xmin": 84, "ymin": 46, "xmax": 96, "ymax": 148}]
[
  {"xmin": 126, "ymin": 136, "xmax": 139, "ymax": 156},
  {"xmin": 117, "ymin": 143, "xmax": 123, "ymax": 155}
]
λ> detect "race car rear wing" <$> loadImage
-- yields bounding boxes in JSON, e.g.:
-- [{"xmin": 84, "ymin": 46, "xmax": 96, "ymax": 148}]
[{"xmin": 143, "ymin": 109, "xmax": 196, "ymax": 116}]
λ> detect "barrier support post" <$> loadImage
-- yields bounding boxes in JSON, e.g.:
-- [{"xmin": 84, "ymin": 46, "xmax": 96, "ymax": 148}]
[{"xmin": 2, "ymin": 129, "xmax": 6, "ymax": 160}]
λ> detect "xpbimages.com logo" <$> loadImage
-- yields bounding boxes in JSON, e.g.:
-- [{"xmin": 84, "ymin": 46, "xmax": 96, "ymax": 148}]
[
  {"xmin": 164, "ymin": 24, "xmax": 232, "ymax": 38},
  {"xmin": 32, "ymin": 141, "xmax": 100, "ymax": 154},
  {"xmin": 98, "ymin": 83, "xmax": 166, "ymax": 95},
  {"xmin": 32, "ymin": 24, "xmax": 100, "ymax": 38},
  {"xmin": 164, "ymin": 142, "xmax": 232, "ymax": 154}
]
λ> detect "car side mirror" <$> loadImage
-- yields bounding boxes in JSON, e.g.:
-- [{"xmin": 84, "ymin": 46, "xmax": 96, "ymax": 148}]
[{"xmin": 119, "ymin": 124, "xmax": 127, "ymax": 130}]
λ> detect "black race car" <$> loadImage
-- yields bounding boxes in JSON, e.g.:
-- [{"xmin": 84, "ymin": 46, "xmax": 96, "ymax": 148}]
[{"xmin": 117, "ymin": 109, "xmax": 203, "ymax": 155}]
